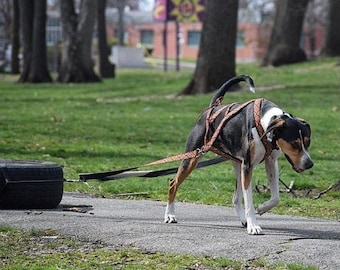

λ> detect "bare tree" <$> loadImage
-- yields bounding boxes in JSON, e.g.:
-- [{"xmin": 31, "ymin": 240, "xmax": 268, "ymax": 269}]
[
  {"xmin": 58, "ymin": 0, "xmax": 101, "ymax": 83},
  {"xmin": 11, "ymin": 0, "xmax": 20, "ymax": 74},
  {"xmin": 0, "ymin": 0, "xmax": 12, "ymax": 40},
  {"xmin": 321, "ymin": 0, "xmax": 340, "ymax": 56},
  {"xmin": 107, "ymin": 0, "xmax": 145, "ymax": 46},
  {"xmin": 182, "ymin": 0, "xmax": 239, "ymax": 95},
  {"xmin": 19, "ymin": 0, "xmax": 52, "ymax": 83},
  {"xmin": 261, "ymin": 0, "xmax": 310, "ymax": 66},
  {"xmin": 116, "ymin": 0, "xmax": 125, "ymax": 46},
  {"xmin": 98, "ymin": 0, "xmax": 115, "ymax": 78}
]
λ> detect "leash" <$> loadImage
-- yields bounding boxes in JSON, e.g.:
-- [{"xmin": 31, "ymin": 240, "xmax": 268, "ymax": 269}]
[
  {"xmin": 79, "ymin": 98, "xmax": 272, "ymax": 182},
  {"xmin": 79, "ymin": 156, "xmax": 226, "ymax": 181}
]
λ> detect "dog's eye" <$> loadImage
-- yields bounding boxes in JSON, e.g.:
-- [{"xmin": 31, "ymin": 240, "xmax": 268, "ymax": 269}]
[
  {"xmin": 304, "ymin": 138, "xmax": 311, "ymax": 148},
  {"xmin": 291, "ymin": 142, "xmax": 300, "ymax": 150}
]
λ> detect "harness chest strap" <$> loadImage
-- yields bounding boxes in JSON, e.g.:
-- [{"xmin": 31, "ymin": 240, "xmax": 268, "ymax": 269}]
[{"xmin": 253, "ymin": 98, "xmax": 273, "ymax": 162}]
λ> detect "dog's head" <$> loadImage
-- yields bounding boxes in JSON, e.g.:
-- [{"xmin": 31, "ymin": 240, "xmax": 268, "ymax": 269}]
[{"xmin": 266, "ymin": 114, "xmax": 313, "ymax": 173}]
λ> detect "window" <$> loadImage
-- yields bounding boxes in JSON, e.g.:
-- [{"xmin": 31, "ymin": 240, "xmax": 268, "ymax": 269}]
[
  {"xmin": 236, "ymin": 30, "xmax": 245, "ymax": 48},
  {"xmin": 187, "ymin": 30, "xmax": 201, "ymax": 47},
  {"xmin": 140, "ymin": 30, "xmax": 154, "ymax": 46}
]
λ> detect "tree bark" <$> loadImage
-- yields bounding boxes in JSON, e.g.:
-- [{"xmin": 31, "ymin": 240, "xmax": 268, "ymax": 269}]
[
  {"xmin": 97, "ymin": 0, "xmax": 115, "ymax": 78},
  {"xmin": 18, "ymin": 0, "xmax": 52, "ymax": 82},
  {"xmin": 58, "ymin": 0, "xmax": 101, "ymax": 83},
  {"xmin": 29, "ymin": 0, "xmax": 52, "ymax": 82},
  {"xmin": 181, "ymin": 0, "xmax": 238, "ymax": 95},
  {"xmin": 18, "ymin": 0, "xmax": 33, "ymax": 82},
  {"xmin": 321, "ymin": 0, "xmax": 340, "ymax": 56},
  {"xmin": 117, "ymin": 0, "xmax": 125, "ymax": 46},
  {"xmin": 261, "ymin": 0, "xmax": 309, "ymax": 67},
  {"xmin": 11, "ymin": 0, "xmax": 20, "ymax": 74}
]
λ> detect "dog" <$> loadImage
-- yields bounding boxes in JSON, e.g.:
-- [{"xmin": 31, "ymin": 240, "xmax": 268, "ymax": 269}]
[{"xmin": 164, "ymin": 75, "xmax": 313, "ymax": 235}]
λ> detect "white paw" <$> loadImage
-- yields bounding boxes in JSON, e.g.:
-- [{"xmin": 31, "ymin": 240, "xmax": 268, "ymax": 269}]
[
  {"xmin": 247, "ymin": 223, "xmax": 263, "ymax": 235},
  {"xmin": 164, "ymin": 215, "xmax": 177, "ymax": 223}
]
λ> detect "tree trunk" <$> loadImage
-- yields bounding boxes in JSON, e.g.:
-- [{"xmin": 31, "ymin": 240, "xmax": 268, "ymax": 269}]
[
  {"xmin": 97, "ymin": 0, "xmax": 115, "ymax": 78},
  {"xmin": 321, "ymin": 0, "xmax": 340, "ymax": 56},
  {"xmin": 117, "ymin": 0, "xmax": 125, "ymax": 46},
  {"xmin": 58, "ymin": 0, "xmax": 101, "ymax": 83},
  {"xmin": 29, "ymin": 0, "xmax": 52, "ymax": 82},
  {"xmin": 18, "ymin": 0, "xmax": 33, "ymax": 82},
  {"xmin": 11, "ymin": 0, "xmax": 20, "ymax": 74},
  {"xmin": 18, "ymin": 0, "xmax": 52, "ymax": 82},
  {"xmin": 261, "ymin": 0, "xmax": 309, "ymax": 67},
  {"xmin": 181, "ymin": 0, "xmax": 238, "ymax": 95}
]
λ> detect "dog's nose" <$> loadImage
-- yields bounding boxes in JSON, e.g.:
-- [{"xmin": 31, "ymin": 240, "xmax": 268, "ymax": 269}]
[{"xmin": 305, "ymin": 159, "xmax": 314, "ymax": 170}]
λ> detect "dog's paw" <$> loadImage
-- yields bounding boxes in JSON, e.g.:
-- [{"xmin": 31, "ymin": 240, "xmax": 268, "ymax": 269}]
[
  {"xmin": 164, "ymin": 215, "xmax": 177, "ymax": 223},
  {"xmin": 247, "ymin": 223, "xmax": 263, "ymax": 235}
]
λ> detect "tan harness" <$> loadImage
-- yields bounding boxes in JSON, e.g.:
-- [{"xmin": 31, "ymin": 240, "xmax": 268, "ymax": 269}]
[{"xmin": 145, "ymin": 98, "xmax": 272, "ymax": 167}]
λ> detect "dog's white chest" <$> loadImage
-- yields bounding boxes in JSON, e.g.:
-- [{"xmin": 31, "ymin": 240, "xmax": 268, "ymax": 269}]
[{"xmin": 251, "ymin": 127, "xmax": 266, "ymax": 165}]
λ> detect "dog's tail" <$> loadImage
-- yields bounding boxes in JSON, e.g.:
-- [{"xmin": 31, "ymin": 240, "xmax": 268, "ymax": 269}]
[{"xmin": 209, "ymin": 75, "xmax": 255, "ymax": 106}]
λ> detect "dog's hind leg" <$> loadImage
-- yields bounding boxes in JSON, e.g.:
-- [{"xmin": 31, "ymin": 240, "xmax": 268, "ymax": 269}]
[
  {"xmin": 257, "ymin": 154, "xmax": 280, "ymax": 215},
  {"xmin": 232, "ymin": 161, "xmax": 247, "ymax": 227},
  {"xmin": 164, "ymin": 157, "xmax": 200, "ymax": 223}
]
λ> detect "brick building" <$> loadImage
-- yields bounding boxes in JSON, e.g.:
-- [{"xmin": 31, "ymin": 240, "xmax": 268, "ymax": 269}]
[{"xmin": 105, "ymin": 9, "xmax": 270, "ymax": 63}]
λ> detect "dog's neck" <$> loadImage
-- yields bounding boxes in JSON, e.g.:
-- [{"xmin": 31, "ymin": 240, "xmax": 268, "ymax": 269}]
[{"xmin": 260, "ymin": 107, "xmax": 284, "ymax": 132}]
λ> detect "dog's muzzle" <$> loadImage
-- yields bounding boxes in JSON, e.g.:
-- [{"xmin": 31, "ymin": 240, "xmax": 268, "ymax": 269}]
[{"xmin": 286, "ymin": 154, "xmax": 314, "ymax": 173}]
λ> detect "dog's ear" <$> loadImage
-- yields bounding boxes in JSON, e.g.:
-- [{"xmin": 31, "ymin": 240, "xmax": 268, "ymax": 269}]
[
  {"xmin": 264, "ymin": 115, "xmax": 286, "ymax": 142},
  {"xmin": 296, "ymin": 117, "xmax": 311, "ymax": 134},
  {"xmin": 296, "ymin": 117, "xmax": 306, "ymax": 124}
]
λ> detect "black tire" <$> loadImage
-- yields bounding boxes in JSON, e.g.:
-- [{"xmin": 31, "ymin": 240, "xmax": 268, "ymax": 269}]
[{"xmin": 0, "ymin": 159, "xmax": 64, "ymax": 209}]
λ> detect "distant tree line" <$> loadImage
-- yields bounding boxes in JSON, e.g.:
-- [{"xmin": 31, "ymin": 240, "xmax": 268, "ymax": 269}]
[{"xmin": 0, "ymin": 0, "xmax": 339, "ymax": 92}]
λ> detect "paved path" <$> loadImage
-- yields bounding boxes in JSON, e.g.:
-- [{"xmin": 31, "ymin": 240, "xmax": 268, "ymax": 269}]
[{"xmin": 1, "ymin": 192, "xmax": 339, "ymax": 269}]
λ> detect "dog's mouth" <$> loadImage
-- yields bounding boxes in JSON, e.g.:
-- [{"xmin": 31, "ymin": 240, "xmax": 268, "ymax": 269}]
[
  {"xmin": 285, "ymin": 154, "xmax": 305, "ymax": 173},
  {"xmin": 292, "ymin": 166, "xmax": 304, "ymax": 173}
]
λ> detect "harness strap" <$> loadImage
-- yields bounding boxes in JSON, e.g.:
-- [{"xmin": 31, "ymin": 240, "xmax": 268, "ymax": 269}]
[
  {"xmin": 202, "ymin": 99, "xmax": 255, "ymax": 155},
  {"xmin": 253, "ymin": 98, "xmax": 272, "ymax": 162},
  {"xmin": 144, "ymin": 149, "xmax": 202, "ymax": 167},
  {"xmin": 128, "ymin": 99, "xmax": 272, "ymax": 168}
]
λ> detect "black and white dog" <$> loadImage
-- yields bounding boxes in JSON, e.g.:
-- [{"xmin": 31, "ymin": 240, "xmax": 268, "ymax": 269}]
[{"xmin": 164, "ymin": 75, "xmax": 313, "ymax": 235}]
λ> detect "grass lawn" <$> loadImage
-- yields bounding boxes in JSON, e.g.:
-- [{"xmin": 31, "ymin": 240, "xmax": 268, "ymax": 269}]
[
  {"xmin": 1, "ymin": 58, "xmax": 339, "ymax": 220},
  {"xmin": 0, "ymin": 58, "xmax": 338, "ymax": 269}
]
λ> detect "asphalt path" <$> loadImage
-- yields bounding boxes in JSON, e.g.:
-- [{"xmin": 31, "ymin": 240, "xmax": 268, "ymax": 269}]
[{"xmin": 1, "ymin": 192, "xmax": 339, "ymax": 269}]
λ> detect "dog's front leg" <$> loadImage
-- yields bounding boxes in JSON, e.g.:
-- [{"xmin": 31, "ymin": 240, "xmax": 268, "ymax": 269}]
[
  {"xmin": 241, "ymin": 160, "xmax": 263, "ymax": 235},
  {"xmin": 257, "ymin": 155, "xmax": 280, "ymax": 215},
  {"xmin": 164, "ymin": 157, "xmax": 199, "ymax": 223},
  {"xmin": 232, "ymin": 161, "xmax": 247, "ymax": 227}
]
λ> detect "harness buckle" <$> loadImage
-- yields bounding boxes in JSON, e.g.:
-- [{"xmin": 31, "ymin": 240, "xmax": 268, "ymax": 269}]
[{"xmin": 195, "ymin": 147, "xmax": 206, "ymax": 157}]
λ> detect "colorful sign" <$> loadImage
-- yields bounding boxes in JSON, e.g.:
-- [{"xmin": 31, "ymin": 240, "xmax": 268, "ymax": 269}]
[
  {"xmin": 153, "ymin": 0, "xmax": 167, "ymax": 22},
  {"xmin": 153, "ymin": 0, "xmax": 205, "ymax": 23}
]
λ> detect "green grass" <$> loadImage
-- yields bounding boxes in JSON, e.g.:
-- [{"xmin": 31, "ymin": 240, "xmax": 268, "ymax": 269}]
[
  {"xmin": 0, "ymin": 58, "xmax": 339, "ymax": 223},
  {"xmin": 0, "ymin": 226, "xmax": 317, "ymax": 269}
]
